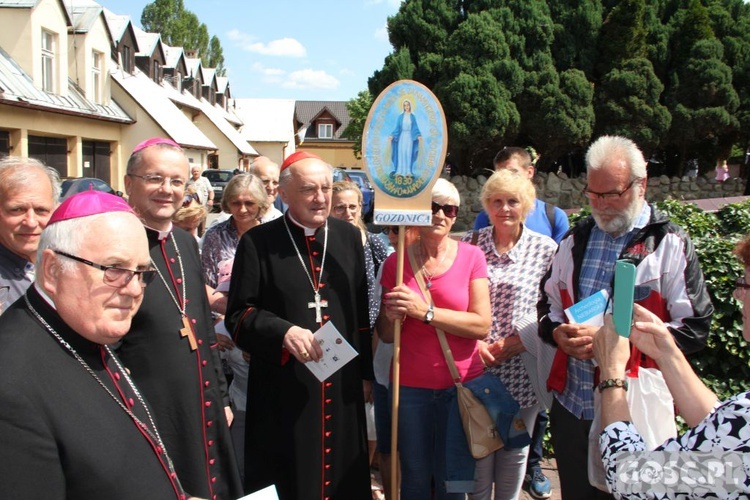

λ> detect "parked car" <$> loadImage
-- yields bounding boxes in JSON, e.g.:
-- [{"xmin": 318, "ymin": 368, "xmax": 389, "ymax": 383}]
[
  {"xmin": 345, "ymin": 169, "xmax": 375, "ymax": 221},
  {"xmin": 60, "ymin": 177, "xmax": 120, "ymax": 200},
  {"xmin": 201, "ymin": 169, "xmax": 234, "ymax": 210}
]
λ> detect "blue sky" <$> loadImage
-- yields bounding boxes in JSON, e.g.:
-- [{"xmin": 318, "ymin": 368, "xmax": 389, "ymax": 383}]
[{"xmin": 99, "ymin": 0, "xmax": 402, "ymax": 102}]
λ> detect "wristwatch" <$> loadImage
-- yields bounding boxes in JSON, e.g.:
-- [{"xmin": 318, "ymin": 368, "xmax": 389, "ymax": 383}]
[{"xmin": 423, "ymin": 303, "xmax": 434, "ymax": 324}]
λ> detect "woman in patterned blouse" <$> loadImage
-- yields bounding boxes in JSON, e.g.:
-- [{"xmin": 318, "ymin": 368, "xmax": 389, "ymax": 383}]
[
  {"xmin": 593, "ymin": 235, "xmax": 750, "ymax": 498},
  {"xmin": 463, "ymin": 169, "xmax": 558, "ymax": 500}
]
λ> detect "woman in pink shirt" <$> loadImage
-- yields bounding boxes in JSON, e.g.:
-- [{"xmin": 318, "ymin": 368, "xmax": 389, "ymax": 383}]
[{"xmin": 377, "ymin": 178, "xmax": 491, "ymax": 499}]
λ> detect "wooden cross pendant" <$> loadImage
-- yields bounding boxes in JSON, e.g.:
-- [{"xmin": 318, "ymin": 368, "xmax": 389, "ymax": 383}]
[
  {"xmin": 307, "ymin": 292, "xmax": 328, "ymax": 323},
  {"xmin": 180, "ymin": 315, "xmax": 198, "ymax": 351}
]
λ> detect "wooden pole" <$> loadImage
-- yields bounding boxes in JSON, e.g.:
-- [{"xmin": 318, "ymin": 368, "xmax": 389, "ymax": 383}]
[{"xmin": 390, "ymin": 225, "xmax": 405, "ymax": 498}]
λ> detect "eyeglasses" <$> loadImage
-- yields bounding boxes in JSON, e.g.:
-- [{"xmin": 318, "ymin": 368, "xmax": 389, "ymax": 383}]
[
  {"xmin": 582, "ymin": 179, "xmax": 641, "ymax": 201},
  {"xmin": 383, "ymin": 226, "xmax": 399, "ymax": 235},
  {"xmin": 128, "ymin": 174, "xmax": 186, "ymax": 189},
  {"xmin": 332, "ymin": 203, "xmax": 361, "ymax": 215},
  {"xmin": 432, "ymin": 201, "xmax": 459, "ymax": 218},
  {"xmin": 53, "ymin": 250, "xmax": 157, "ymax": 288}
]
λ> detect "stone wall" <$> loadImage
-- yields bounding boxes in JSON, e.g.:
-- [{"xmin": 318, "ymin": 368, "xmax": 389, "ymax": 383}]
[{"xmin": 449, "ymin": 172, "xmax": 746, "ymax": 232}]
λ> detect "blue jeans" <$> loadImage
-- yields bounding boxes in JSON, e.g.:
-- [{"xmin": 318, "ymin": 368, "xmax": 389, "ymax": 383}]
[{"xmin": 396, "ymin": 386, "xmax": 465, "ymax": 500}]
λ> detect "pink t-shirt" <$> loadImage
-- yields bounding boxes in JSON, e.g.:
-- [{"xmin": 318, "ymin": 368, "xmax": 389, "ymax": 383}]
[{"xmin": 381, "ymin": 242, "xmax": 488, "ymax": 389}]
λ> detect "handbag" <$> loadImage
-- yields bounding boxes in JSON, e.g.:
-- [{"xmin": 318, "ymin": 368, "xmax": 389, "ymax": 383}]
[
  {"xmin": 588, "ymin": 346, "xmax": 677, "ymax": 491},
  {"xmin": 407, "ymin": 247, "xmax": 504, "ymax": 459}
]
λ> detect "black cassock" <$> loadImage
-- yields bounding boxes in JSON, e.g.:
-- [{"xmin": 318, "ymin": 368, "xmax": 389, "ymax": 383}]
[
  {"xmin": 119, "ymin": 227, "xmax": 242, "ymax": 499},
  {"xmin": 226, "ymin": 215, "xmax": 373, "ymax": 500},
  {"xmin": 0, "ymin": 287, "xmax": 184, "ymax": 498}
]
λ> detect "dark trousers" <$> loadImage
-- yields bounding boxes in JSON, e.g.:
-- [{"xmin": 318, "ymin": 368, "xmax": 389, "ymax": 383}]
[
  {"xmin": 525, "ymin": 409, "xmax": 548, "ymax": 473},
  {"xmin": 549, "ymin": 398, "xmax": 614, "ymax": 500}
]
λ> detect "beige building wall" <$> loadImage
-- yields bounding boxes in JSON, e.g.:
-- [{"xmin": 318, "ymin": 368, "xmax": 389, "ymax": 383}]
[
  {"xmin": 30, "ymin": 0, "xmax": 69, "ymax": 97},
  {"xmin": 0, "ymin": 103, "xmax": 124, "ymax": 179},
  {"xmin": 0, "ymin": 8, "xmax": 33, "ymax": 73},
  {"xmin": 249, "ymin": 142, "xmax": 288, "ymax": 166},
  {"xmin": 302, "ymin": 142, "xmax": 362, "ymax": 169},
  {"xmin": 111, "ymin": 83, "xmax": 212, "ymax": 184},
  {"xmin": 67, "ymin": 17, "xmax": 112, "ymax": 105},
  {"xmin": 192, "ymin": 113, "xmax": 242, "ymax": 170}
]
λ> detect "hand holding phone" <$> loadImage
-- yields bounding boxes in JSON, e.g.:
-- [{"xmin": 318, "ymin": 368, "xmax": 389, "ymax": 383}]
[{"xmin": 613, "ymin": 260, "xmax": 636, "ymax": 337}]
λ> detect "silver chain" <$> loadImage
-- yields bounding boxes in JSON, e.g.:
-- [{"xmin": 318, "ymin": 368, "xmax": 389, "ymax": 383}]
[
  {"xmin": 150, "ymin": 233, "xmax": 186, "ymax": 316},
  {"xmin": 24, "ymin": 294, "xmax": 183, "ymax": 492},
  {"xmin": 283, "ymin": 217, "xmax": 329, "ymax": 295},
  {"xmin": 420, "ymin": 242, "xmax": 449, "ymax": 287}
]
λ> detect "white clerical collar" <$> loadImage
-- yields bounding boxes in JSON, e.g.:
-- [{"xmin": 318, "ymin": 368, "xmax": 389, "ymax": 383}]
[
  {"xmin": 34, "ymin": 282, "xmax": 56, "ymax": 310},
  {"xmin": 286, "ymin": 213, "xmax": 322, "ymax": 237},
  {"xmin": 144, "ymin": 223, "xmax": 173, "ymax": 241}
]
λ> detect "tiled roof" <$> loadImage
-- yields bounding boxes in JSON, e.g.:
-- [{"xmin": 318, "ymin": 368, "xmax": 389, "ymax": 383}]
[
  {"xmin": 294, "ymin": 100, "xmax": 352, "ymax": 140},
  {"xmin": 0, "ymin": 0, "xmax": 73, "ymax": 24},
  {"xmin": 234, "ymin": 98, "xmax": 295, "ymax": 143},
  {"xmin": 112, "ymin": 64, "xmax": 214, "ymax": 150},
  {"xmin": 0, "ymin": 46, "xmax": 132, "ymax": 123}
]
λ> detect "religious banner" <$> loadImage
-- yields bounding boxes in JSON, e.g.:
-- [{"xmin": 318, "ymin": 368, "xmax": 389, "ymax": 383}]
[{"xmin": 362, "ymin": 79, "xmax": 448, "ymax": 226}]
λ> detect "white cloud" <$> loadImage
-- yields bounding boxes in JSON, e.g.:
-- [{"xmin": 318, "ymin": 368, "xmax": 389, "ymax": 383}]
[
  {"xmin": 366, "ymin": 0, "xmax": 402, "ymax": 6},
  {"xmin": 339, "ymin": 68, "xmax": 355, "ymax": 77},
  {"xmin": 247, "ymin": 38, "xmax": 307, "ymax": 57},
  {"xmin": 374, "ymin": 24, "xmax": 389, "ymax": 43},
  {"xmin": 251, "ymin": 63, "xmax": 286, "ymax": 84},
  {"xmin": 282, "ymin": 69, "xmax": 340, "ymax": 90},
  {"xmin": 227, "ymin": 30, "xmax": 306, "ymax": 57}
]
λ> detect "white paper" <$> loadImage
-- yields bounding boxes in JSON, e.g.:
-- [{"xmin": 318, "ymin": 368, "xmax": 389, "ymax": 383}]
[
  {"xmin": 237, "ymin": 485, "xmax": 279, "ymax": 500},
  {"xmin": 304, "ymin": 321, "xmax": 359, "ymax": 382},
  {"xmin": 564, "ymin": 289, "xmax": 609, "ymax": 327}
]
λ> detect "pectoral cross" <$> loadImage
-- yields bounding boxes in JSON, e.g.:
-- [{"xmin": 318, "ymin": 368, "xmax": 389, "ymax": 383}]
[
  {"xmin": 308, "ymin": 292, "xmax": 328, "ymax": 323},
  {"xmin": 180, "ymin": 315, "xmax": 198, "ymax": 351}
]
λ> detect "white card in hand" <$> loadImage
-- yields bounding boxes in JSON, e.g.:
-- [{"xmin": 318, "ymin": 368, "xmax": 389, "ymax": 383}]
[{"xmin": 304, "ymin": 321, "xmax": 359, "ymax": 382}]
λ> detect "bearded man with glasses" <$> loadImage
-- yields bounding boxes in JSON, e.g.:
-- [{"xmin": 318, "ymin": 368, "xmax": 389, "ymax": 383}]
[{"xmin": 537, "ymin": 135, "xmax": 714, "ymax": 499}]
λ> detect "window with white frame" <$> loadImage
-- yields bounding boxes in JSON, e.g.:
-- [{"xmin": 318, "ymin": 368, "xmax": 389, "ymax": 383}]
[
  {"xmin": 318, "ymin": 123, "xmax": 333, "ymax": 139},
  {"xmin": 91, "ymin": 50, "xmax": 102, "ymax": 103},
  {"xmin": 153, "ymin": 60, "xmax": 160, "ymax": 83},
  {"xmin": 41, "ymin": 30, "xmax": 56, "ymax": 92}
]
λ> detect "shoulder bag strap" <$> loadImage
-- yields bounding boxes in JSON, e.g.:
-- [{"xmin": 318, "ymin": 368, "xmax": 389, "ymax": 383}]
[{"xmin": 406, "ymin": 245, "xmax": 462, "ymax": 385}]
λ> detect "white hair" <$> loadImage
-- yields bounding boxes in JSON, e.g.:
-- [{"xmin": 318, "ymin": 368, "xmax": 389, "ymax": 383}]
[
  {"xmin": 36, "ymin": 215, "xmax": 100, "ymax": 274},
  {"xmin": 432, "ymin": 178, "xmax": 460, "ymax": 205},
  {"xmin": 0, "ymin": 156, "xmax": 61, "ymax": 202},
  {"xmin": 586, "ymin": 135, "xmax": 647, "ymax": 181}
]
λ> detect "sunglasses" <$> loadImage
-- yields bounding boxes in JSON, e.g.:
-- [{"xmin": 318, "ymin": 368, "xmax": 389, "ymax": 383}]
[
  {"xmin": 431, "ymin": 201, "xmax": 459, "ymax": 218},
  {"xmin": 383, "ymin": 226, "xmax": 400, "ymax": 235}
]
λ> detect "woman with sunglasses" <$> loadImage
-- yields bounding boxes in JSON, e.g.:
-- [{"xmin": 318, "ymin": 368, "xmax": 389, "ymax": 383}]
[
  {"xmin": 463, "ymin": 169, "xmax": 558, "ymax": 500},
  {"xmin": 377, "ymin": 178, "xmax": 491, "ymax": 499},
  {"xmin": 592, "ymin": 236, "xmax": 750, "ymax": 498}
]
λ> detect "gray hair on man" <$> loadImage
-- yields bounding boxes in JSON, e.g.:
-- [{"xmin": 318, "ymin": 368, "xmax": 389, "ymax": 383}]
[
  {"xmin": 35, "ymin": 216, "xmax": 91, "ymax": 273},
  {"xmin": 586, "ymin": 135, "xmax": 647, "ymax": 181},
  {"xmin": 0, "ymin": 156, "xmax": 61, "ymax": 202}
]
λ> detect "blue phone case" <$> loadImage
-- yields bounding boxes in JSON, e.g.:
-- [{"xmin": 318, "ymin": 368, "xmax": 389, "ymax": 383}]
[{"xmin": 613, "ymin": 260, "xmax": 636, "ymax": 337}]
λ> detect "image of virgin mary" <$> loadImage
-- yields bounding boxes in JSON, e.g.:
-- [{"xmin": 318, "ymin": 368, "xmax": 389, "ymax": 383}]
[{"xmin": 388, "ymin": 99, "xmax": 422, "ymax": 178}]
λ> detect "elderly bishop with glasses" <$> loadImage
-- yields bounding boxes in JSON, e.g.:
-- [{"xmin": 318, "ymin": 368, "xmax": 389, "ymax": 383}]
[
  {"xmin": 537, "ymin": 135, "xmax": 714, "ymax": 499},
  {"xmin": 118, "ymin": 138, "xmax": 243, "ymax": 499},
  {"xmin": 0, "ymin": 190, "xmax": 197, "ymax": 498},
  {"xmin": 226, "ymin": 151, "xmax": 373, "ymax": 499}
]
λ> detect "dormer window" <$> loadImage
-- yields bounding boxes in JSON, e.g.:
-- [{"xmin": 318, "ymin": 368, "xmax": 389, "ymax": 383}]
[
  {"xmin": 41, "ymin": 30, "xmax": 56, "ymax": 92},
  {"xmin": 318, "ymin": 123, "xmax": 333, "ymax": 139},
  {"xmin": 91, "ymin": 50, "xmax": 102, "ymax": 103},
  {"xmin": 122, "ymin": 45, "xmax": 132, "ymax": 73}
]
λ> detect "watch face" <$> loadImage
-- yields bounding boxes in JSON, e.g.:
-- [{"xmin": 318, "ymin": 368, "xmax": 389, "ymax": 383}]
[{"xmin": 425, "ymin": 309, "xmax": 434, "ymax": 323}]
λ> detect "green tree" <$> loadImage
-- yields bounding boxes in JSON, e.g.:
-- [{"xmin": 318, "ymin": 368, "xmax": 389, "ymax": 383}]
[
  {"xmin": 548, "ymin": 0, "xmax": 602, "ymax": 78},
  {"xmin": 141, "ymin": 0, "xmax": 223, "ymax": 71},
  {"xmin": 341, "ymin": 90, "xmax": 374, "ymax": 159},
  {"xmin": 207, "ymin": 36, "xmax": 225, "ymax": 76}
]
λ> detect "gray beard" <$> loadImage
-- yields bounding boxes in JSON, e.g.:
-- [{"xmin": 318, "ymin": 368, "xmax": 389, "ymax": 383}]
[{"xmin": 593, "ymin": 200, "xmax": 642, "ymax": 236}]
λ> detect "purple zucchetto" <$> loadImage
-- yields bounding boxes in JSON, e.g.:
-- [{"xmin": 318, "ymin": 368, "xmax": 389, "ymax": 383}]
[
  {"xmin": 132, "ymin": 137, "xmax": 181, "ymax": 154},
  {"xmin": 48, "ymin": 189, "xmax": 134, "ymax": 225}
]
